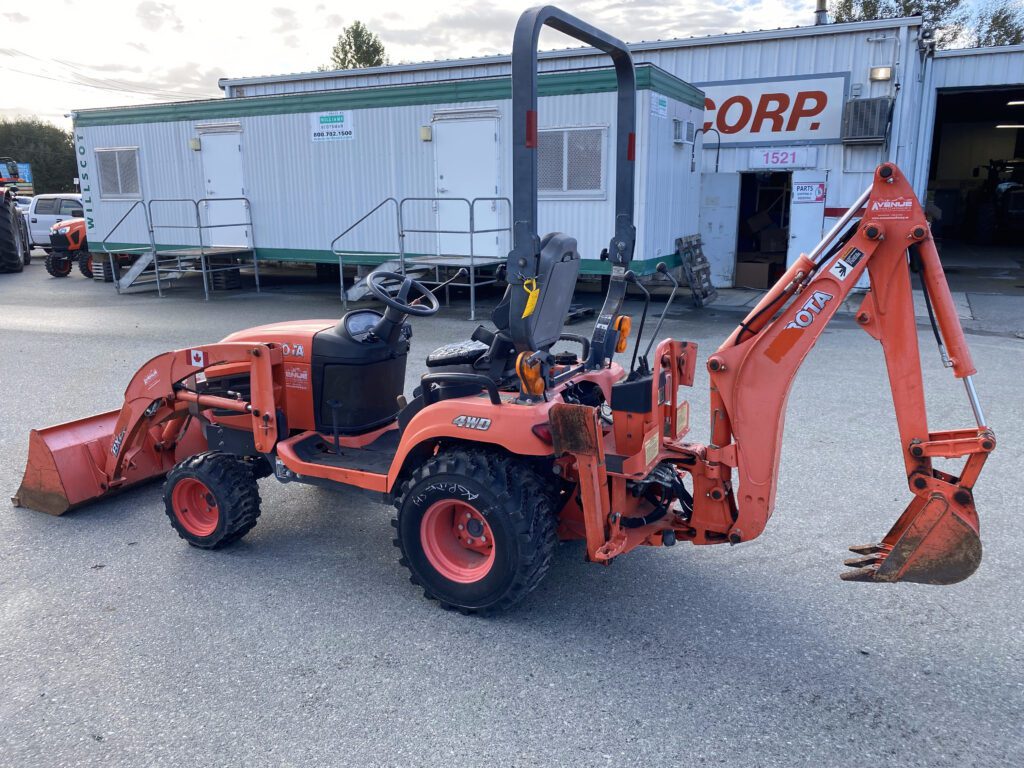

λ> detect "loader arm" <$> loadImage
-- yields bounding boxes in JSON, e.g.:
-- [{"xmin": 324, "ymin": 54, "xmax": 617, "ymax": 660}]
[
  {"xmin": 702, "ymin": 163, "xmax": 994, "ymax": 584},
  {"xmin": 14, "ymin": 343, "xmax": 283, "ymax": 515}
]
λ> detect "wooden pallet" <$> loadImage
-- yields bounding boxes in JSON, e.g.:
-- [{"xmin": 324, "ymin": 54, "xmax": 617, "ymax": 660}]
[{"xmin": 675, "ymin": 236, "xmax": 718, "ymax": 308}]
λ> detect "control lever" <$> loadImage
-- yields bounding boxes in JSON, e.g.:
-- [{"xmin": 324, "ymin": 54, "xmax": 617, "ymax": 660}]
[
  {"xmin": 641, "ymin": 262, "xmax": 680, "ymax": 362},
  {"xmin": 624, "ymin": 270, "xmax": 651, "ymax": 379}
]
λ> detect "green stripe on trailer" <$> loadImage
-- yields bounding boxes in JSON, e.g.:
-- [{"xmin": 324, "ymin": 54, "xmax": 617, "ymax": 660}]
[
  {"xmin": 101, "ymin": 243, "xmax": 682, "ymax": 275},
  {"xmin": 74, "ymin": 64, "xmax": 703, "ymax": 127}
]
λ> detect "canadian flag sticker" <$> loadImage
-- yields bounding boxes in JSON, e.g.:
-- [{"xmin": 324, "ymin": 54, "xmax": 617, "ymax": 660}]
[{"xmin": 189, "ymin": 349, "xmax": 207, "ymax": 367}]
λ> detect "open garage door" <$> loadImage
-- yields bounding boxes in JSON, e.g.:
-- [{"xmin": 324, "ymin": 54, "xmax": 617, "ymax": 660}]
[{"xmin": 927, "ymin": 87, "xmax": 1024, "ymax": 288}]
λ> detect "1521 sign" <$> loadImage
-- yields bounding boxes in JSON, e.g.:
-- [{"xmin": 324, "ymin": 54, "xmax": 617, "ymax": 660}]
[{"xmin": 748, "ymin": 146, "xmax": 817, "ymax": 169}]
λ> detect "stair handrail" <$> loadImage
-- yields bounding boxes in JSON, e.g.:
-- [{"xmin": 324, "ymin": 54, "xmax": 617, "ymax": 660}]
[{"xmin": 330, "ymin": 197, "xmax": 400, "ymax": 306}]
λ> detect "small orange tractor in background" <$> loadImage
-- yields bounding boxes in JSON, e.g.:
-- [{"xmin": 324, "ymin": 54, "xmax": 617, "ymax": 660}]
[
  {"xmin": 13, "ymin": 7, "xmax": 994, "ymax": 613},
  {"xmin": 44, "ymin": 216, "xmax": 104, "ymax": 280},
  {"xmin": 0, "ymin": 156, "xmax": 32, "ymax": 273}
]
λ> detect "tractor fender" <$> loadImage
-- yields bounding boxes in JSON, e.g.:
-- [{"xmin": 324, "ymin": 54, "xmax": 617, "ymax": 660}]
[{"xmin": 386, "ymin": 395, "xmax": 555, "ymax": 493}]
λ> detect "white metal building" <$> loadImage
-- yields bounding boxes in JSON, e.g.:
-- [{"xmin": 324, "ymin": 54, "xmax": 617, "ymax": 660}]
[
  {"xmin": 72, "ymin": 64, "xmax": 704, "ymax": 284},
  {"xmin": 73, "ymin": 12, "xmax": 1024, "ymax": 291}
]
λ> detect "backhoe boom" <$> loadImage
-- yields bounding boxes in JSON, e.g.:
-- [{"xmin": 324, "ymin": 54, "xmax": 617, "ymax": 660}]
[{"xmin": 696, "ymin": 163, "xmax": 993, "ymax": 583}]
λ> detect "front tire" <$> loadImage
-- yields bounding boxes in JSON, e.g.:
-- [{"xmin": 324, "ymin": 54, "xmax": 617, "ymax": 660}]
[
  {"xmin": 393, "ymin": 448, "xmax": 557, "ymax": 614},
  {"xmin": 164, "ymin": 452, "xmax": 262, "ymax": 549},
  {"xmin": 45, "ymin": 251, "xmax": 72, "ymax": 277}
]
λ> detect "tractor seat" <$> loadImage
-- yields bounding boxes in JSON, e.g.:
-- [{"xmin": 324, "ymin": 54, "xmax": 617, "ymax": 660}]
[{"xmin": 425, "ymin": 340, "xmax": 488, "ymax": 368}]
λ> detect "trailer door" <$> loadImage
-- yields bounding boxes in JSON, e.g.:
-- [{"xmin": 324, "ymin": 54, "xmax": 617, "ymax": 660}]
[
  {"xmin": 200, "ymin": 131, "xmax": 249, "ymax": 248},
  {"xmin": 433, "ymin": 116, "xmax": 502, "ymax": 257}
]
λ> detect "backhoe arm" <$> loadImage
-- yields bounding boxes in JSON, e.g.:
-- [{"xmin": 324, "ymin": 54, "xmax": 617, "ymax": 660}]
[{"xmin": 699, "ymin": 163, "xmax": 994, "ymax": 584}]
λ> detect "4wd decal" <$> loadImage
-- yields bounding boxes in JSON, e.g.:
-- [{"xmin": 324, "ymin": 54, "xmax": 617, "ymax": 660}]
[
  {"xmin": 452, "ymin": 415, "xmax": 491, "ymax": 431},
  {"xmin": 828, "ymin": 247, "xmax": 864, "ymax": 281},
  {"xmin": 785, "ymin": 290, "xmax": 833, "ymax": 329}
]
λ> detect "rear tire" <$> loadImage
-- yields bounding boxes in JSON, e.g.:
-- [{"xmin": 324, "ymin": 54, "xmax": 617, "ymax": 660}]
[
  {"xmin": 0, "ymin": 196, "xmax": 25, "ymax": 273},
  {"xmin": 164, "ymin": 451, "xmax": 262, "ymax": 549},
  {"xmin": 393, "ymin": 448, "xmax": 557, "ymax": 614},
  {"xmin": 45, "ymin": 251, "xmax": 73, "ymax": 277},
  {"xmin": 78, "ymin": 251, "xmax": 94, "ymax": 279}
]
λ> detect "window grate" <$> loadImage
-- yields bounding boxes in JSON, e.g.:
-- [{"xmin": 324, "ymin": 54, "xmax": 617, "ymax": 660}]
[
  {"xmin": 841, "ymin": 97, "xmax": 892, "ymax": 145},
  {"xmin": 96, "ymin": 148, "xmax": 141, "ymax": 198},
  {"xmin": 538, "ymin": 127, "xmax": 605, "ymax": 197}
]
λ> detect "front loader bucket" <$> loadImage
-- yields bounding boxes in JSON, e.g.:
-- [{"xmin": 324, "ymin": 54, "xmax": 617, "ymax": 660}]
[
  {"xmin": 841, "ymin": 493, "xmax": 982, "ymax": 585},
  {"xmin": 13, "ymin": 410, "xmax": 205, "ymax": 516}
]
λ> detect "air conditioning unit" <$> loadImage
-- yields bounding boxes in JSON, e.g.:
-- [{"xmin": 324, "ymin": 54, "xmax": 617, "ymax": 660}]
[
  {"xmin": 673, "ymin": 119, "xmax": 696, "ymax": 145},
  {"xmin": 841, "ymin": 97, "xmax": 893, "ymax": 145}
]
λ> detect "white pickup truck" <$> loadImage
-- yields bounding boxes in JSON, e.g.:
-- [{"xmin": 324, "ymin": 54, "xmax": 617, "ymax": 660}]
[{"xmin": 26, "ymin": 194, "xmax": 83, "ymax": 251}]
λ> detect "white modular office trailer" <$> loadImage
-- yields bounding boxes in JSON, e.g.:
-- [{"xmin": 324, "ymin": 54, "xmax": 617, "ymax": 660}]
[{"xmin": 72, "ymin": 64, "xmax": 704, "ymax": 279}]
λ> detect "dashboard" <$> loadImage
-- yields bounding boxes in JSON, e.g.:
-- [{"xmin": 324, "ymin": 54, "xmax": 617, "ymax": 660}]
[{"xmin": 343, "ymin": 310, "xmax": 383, "ymax": 341}]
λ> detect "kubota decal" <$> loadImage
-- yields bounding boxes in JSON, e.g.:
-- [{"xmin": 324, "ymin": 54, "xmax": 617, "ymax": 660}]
[
  {"xmin": 785, "ymin": 291, "xmax": 833, "ymax": 329},
  {"xmin": 280, "ymin": 343, "xmax": 305, "ymax": 358},
  {"xmin": 143, "ymin": 369, "xmax": 160, "ymax": 389}
]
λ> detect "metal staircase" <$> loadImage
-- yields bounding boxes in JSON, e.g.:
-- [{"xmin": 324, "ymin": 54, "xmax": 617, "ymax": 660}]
[{"xmin": 99, "ymin": 197, "xmax": 260, "ymax": 299}]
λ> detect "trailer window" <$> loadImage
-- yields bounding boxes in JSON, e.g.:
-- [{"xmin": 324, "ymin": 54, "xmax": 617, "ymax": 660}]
[
  {"xmin": 96, "ymin": 148, "xmax": 141, "ymax": 198},
  {"xmin": 538, "ymin": 127, "xmax": 605, "ymax": 198}
]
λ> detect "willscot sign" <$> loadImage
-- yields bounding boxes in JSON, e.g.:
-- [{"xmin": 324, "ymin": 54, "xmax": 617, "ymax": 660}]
[{"xmin": 698, "ymin": 74, "xmax": 848, "ymax": 146}]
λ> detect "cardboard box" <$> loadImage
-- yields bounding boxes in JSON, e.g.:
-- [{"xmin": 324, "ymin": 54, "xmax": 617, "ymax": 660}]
[{"xmin": 734, "ymin": 257, "xmax": 786, "ymax": 289}]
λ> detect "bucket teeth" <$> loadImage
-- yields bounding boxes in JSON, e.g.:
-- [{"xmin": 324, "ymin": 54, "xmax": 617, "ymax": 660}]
[
  {"xmin": 840, "ymin": 566, "xmax": 879, "ymax": 582},
  {"xmin": 844, "ymin": 554, "xmax": 882, "ymax": 568},
  {"xmin": 848, "ymin": 543, "xmax": 886, "ymax": 555}
]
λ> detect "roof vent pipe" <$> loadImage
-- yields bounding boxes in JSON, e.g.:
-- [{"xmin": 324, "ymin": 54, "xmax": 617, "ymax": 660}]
[{"xmin": 814, "ymin": 0, "xmax": 829, "ymax": 25}]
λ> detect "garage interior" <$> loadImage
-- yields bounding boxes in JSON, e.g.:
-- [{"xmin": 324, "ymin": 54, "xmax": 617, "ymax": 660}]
[
  {"xmin": 927, "ymin": 86, "xmax": 1024, "ymax": 291},
  {"xmin": 733, "ymin": 171, "xmax": 792, "ymax": 289}
]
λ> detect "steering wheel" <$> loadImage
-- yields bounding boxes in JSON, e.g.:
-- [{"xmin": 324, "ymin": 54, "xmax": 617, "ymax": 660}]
[{"xmin": 366, "ymin": 270, "xmax": 440, "ymax": 317}]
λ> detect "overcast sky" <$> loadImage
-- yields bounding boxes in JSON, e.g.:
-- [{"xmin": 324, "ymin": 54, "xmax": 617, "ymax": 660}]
[{"xmin": 3, "ymin": 0, "xmax": 822, "ymax": 126}]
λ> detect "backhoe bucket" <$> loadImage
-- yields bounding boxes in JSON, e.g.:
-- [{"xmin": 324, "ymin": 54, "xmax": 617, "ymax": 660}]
[
  {"xmin": 842, "ymin": 493, "xmax": 982, "ymax": 585},
  {"xmin": 13, "ymin": 410, "xmax": 204, "ymax": 516}
]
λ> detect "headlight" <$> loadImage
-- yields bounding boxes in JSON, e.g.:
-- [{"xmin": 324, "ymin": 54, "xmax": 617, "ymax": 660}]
[{"xmin": 56, "ymin": 226, "xmax": 70, "ymax": 235}]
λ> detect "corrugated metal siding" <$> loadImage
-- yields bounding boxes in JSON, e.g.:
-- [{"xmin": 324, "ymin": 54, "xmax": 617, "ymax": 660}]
[
  {"xmin": 77, "ymin": 89, "xmax": 699, "ymax": 270},
  {"xmin": 226, "ymin": 20, "xmax": 920, "ymax": 212},
  {"xmin": 932, "ymin": 46, "xmax": 1024, "ymax": 89}
]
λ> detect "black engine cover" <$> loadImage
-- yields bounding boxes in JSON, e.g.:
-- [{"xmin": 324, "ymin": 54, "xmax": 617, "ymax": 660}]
[{"xmin": 311, "ymin": 317, "xmax": 409, "ymax": 435}]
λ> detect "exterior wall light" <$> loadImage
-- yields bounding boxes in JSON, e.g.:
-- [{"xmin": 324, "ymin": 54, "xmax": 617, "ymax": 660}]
[{"xmin": 869, "ymin": 66, "xmax": 892, "ymax": 81}]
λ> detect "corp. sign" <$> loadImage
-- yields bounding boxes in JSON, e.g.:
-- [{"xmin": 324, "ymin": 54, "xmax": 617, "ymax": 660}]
[{"xmin": 698, "ymin": 73, "xmax": 848, "ymax": 146}]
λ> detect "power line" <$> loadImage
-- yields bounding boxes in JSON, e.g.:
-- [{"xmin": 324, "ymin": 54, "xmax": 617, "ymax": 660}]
[{"xmin": 0, "ymin": 47, "xmax": 219, "ymax": 100}]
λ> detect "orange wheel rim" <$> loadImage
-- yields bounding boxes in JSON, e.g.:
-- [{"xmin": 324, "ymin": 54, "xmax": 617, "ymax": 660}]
[
  {"xmin": 420, "ymin": 500, "xmax": 495, "ymax": 583},
  {"xmin": 171, "ymin": 478, "xmax": 219, "ymax": 537}
]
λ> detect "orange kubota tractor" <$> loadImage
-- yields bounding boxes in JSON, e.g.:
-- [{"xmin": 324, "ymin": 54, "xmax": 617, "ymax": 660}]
[{"xmin": 13, "ymin": 7, "xmax": 995, "ymax": 613}]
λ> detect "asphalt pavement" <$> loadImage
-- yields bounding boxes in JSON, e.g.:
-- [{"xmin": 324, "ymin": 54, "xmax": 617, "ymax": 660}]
[{"xmin": 1, "ymin": 261, "xmax": 1021, "ymax": 767}]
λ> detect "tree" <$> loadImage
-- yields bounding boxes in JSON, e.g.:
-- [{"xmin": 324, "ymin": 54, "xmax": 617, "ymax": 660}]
[
  {"xmin": 0, "ymin": 118, "xmax": 76, "ymax": 193},
  {"xmin": 321, "ymin": 21, "xmax": 389, "ymax": 71},
  {"xmin": 829, "ymin": 0, "xmax": 968, "ymax": 48},
  {"xmin": 969, "ymin": 0, "xmax": 1024, "ymax": 46}
]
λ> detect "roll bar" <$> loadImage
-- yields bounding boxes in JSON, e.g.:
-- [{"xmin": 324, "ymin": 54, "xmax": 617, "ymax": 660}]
[{"xmin": 507, "ymin": 6, "xmax": 637, "ymax": 359}]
